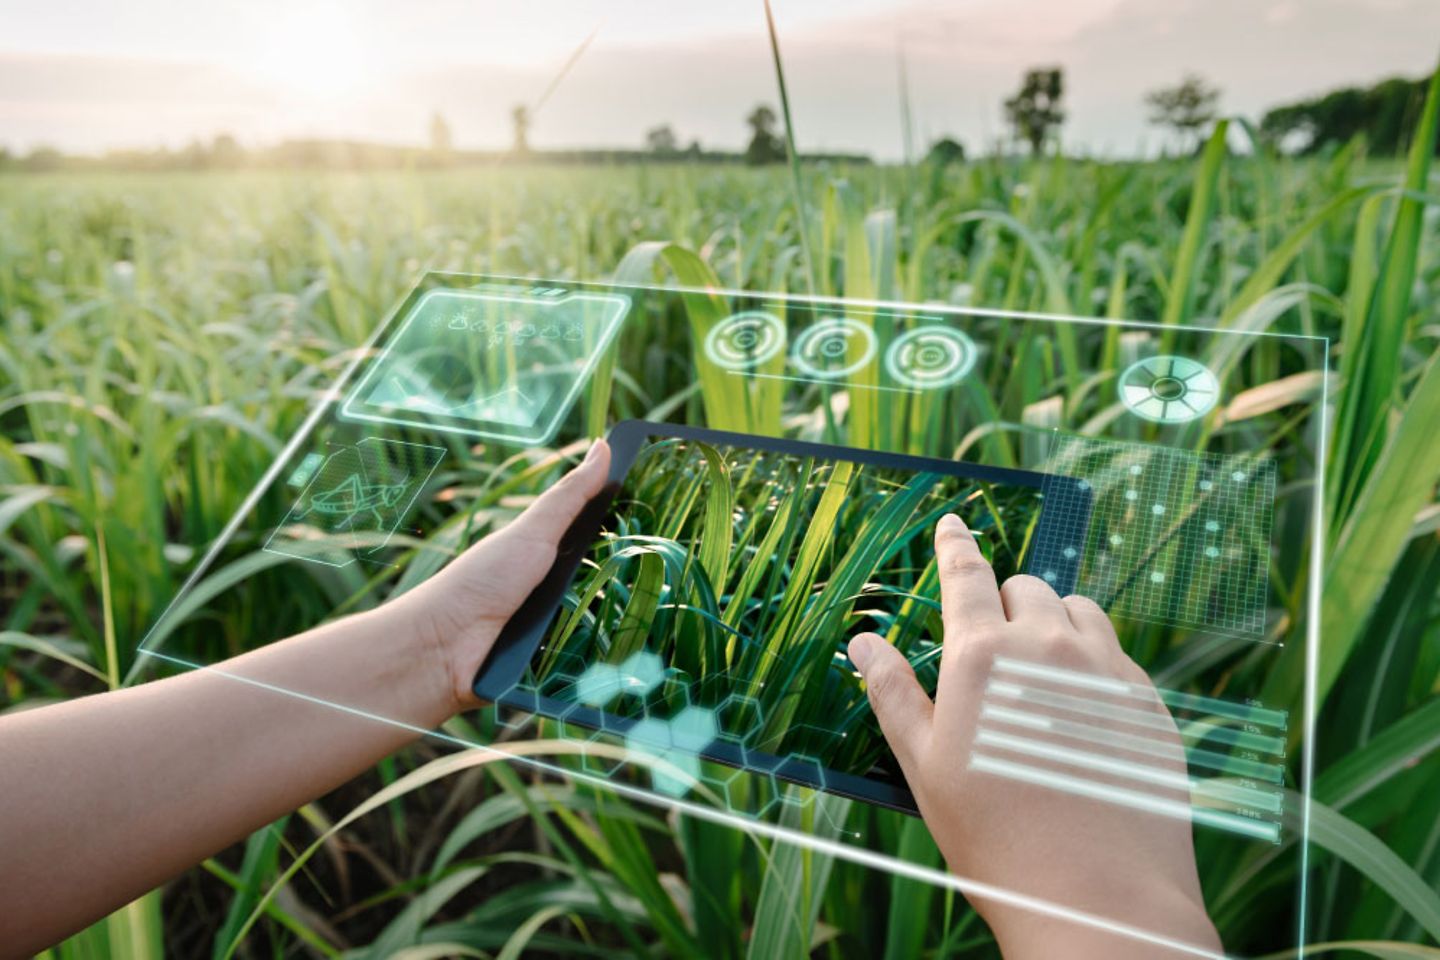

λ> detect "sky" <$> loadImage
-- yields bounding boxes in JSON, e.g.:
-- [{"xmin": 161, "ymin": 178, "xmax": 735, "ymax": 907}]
[{"xmin": 1, "ymin": 0, "xmax": 1437, "ymax": 160}]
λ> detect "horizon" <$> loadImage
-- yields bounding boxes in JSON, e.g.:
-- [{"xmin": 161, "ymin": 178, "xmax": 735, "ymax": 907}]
[{"xmin": 3, "ymin": 0, "xmax": 1438, "ymax": 161}]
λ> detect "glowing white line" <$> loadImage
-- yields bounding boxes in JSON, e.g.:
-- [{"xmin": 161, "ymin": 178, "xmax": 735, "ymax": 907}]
[
  {"xmin": 985, "ymin": 681, "xmax": 1286, "ymax": 755},
  {"xmin": 988, "ymin": 680, "xmax": 1174, "ymax": 732},
  {"xmin": 993, "ymin": 656, "xmax": 1134, "ymax": 695},
  {"xmin": 969, "ymin": 753, "xmax": 1280, "ymax": 843},
  {"xmin": 1298, "ymin": 335, "xmax": 1332, "ymax": 951},
  {"xmin": 979, "ymin": 703, "xmax": 1286, "ymax": 784},
  {"xmin": 991, "ymin": 657, "xmax": 1288, "ymax": 730},
  {"xmin": 974, "ymin": 729, "xmax": 1283, "ymax": 814}
]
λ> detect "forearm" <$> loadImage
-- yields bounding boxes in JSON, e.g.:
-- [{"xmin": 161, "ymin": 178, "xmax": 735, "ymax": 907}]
[
  {"xmin": 0, "ymin": 604, "xmax": 448, "ymax": 957},
  {"xmin": 985, "ymin": 882, "xmax": 1223, "ymax": 959}
]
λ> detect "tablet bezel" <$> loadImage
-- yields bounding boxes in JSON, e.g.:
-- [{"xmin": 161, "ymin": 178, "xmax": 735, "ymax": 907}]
[{"xmin": 473, "ymin": 419, "xmax": 1093, "ymax": 813}]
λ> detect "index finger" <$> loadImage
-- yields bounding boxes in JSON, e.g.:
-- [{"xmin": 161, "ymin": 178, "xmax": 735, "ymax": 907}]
[{"xmin": 935, "ymin": 513, "xmax": 1005, "ymax": 643}]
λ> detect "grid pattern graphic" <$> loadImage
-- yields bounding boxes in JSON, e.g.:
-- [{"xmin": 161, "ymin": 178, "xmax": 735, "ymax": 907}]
[{"xmin": 1033, "ymin": 436, "xmax": 1277, "ymax": 638}]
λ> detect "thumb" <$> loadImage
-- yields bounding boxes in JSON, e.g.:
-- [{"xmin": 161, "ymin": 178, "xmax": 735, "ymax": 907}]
[
  {"xmin": 500, "ymin": 438, "xmax": 611, "ymax": 547},
  {"xmin": 848, "ymin": 633, "xmax": 934, "ymax": 770}
]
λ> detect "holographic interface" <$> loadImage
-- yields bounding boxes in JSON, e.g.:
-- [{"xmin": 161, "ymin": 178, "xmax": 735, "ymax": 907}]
[
  {"xmin": 263, "ymin": 438, "xmax": 444, "ymax": 568},
  {"xmin": 136, "ymin": 274, "xmax": 1328, "ymax": 959},
  {"xmin": 1119, "ymin": 355, "xmax": 1220, "ymax": 423},
  {"xmin": 341, "ymin": 286, "xmax": 630, "ymax": 445}
]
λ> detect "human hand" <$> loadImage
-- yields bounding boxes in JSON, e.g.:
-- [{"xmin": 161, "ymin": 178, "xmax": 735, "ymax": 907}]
[
  {"xmin": 847, "ymin": 514, "xmax": 1222, "ymax": 958},
  {"xmin": 382, "ymin": 439, "xmax": 611, "ymax": 721}
]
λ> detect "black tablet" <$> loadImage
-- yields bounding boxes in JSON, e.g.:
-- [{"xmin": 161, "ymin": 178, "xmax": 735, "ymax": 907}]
[{"xmin": 473, "ymin": 420, "xmax": 1093, "ymax": 813}]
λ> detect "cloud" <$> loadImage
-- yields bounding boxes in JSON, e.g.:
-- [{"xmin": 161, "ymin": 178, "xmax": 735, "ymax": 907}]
[{"xmin": 1, "ymin": 0, "xmax": 1435, "ymax": 157}]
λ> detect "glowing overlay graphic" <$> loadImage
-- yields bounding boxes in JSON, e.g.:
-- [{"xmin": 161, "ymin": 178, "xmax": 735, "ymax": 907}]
[
  {"xmin": 789, "ymin": 317, "xmax": 878, "ymax": 379},
  {"xmin": 884, "ymin": 325, "xmax": 978, "ymax": 390},
  {"xmin": 975, "ymin": 656, "xmax": 1286, "ymax": 843},
  {"xmin": 1119, "ymin": 355, "xmax": 1220, "ymax": 423},
  {"xmin": 263, "ymin": 438, "xmax": 444, "ymax": 568},
  {"xmin": 1035, "ymin": 435, "xmax": 1277, "ymax": 637},
  {"xmin": 341, "ymin": 287, "xmax": 630, "ymax": 445},
  {"xmin": 137, "ymin": 275, "xmax": 1326, "ymax": 958},
  {"xmin": 704, "ymin": 311, "xmax": 787, "ymax": 371}
]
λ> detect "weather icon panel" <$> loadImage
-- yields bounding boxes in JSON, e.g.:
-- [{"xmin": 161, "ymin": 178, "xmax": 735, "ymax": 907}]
[
  {"xmin": 341, "ymin": 287, "xmax": 630, "ymax": 445},
  {"xmin": 263, "ymin": 438, "xmax": 445, "ymax": 568},
  {"xmin": 1119, "ymin": 355, "xmax": 1219, "ymax": 424}
]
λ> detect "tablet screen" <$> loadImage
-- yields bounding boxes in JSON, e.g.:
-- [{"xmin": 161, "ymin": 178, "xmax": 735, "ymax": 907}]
[{"xmin": 479, "ymin": 423, "xmax": 1088, "ymax": 810}]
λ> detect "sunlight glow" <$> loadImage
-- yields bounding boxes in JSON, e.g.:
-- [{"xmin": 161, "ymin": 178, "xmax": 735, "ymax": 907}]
[{"xmin": 253, "ymin": 3, "xmax": 369, "ymax": 101}]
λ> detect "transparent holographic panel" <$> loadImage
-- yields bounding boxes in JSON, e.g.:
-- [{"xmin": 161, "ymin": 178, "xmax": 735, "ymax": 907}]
[
  {"xmin": 263, "ymin": 438, "xmax": 445, "ymax": 569},
  {"xmin": 136, "ymin": 273, "xmax": 1328, "ymax": 958},
  {"xmin": 978, "ymin": 655, "xmax": 1287, "ymax": 844},
  {"xmin": 340, "ymin": 285, "xmax": 630, "ymax": 445},
  {"xmin": 1032, "ymin": 437, "xmax": 1279, "ymax": 638}
]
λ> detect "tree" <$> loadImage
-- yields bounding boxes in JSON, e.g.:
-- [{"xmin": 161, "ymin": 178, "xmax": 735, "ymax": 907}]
[
  {"xmin": 1003, "ymin": 67, "xmax": 1065, "ymax": 155},
  {"xmin": 744, "ymin": 104, "xmax": 786, "ymax": 165},
  {"xmin": 924, "ymin": 136, "xmax": 966, "ymax": 166},
  {"xmin": 1261, "ymin": 74, "xmax": 1435, "ymax": 156},
  {"xmin": 1145, "ymin": 74, "xmax": 1221, "ymax": 152},
  {"xmin": 510, "ymin": 104, "xmax": 530, "ymax": 155},
  {"xmin": 645, "ymin": 124, "xmax": 678, "ymax": 155},
  {"xmin": 429, "ymin": 112, "xmax": 453, "ymax": 158},
  {"xmin": 21, "ymin": 146, "xmax": 64, "ymax": 173},
  {"xmin": 209, "ymin": 133, "xmax": 245, "ymax": 168}
]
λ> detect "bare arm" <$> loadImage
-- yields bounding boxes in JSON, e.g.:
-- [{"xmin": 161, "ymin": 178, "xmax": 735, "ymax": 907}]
[{"xmin": 0, "ymin": 441, "xmax": 611, "ymax": 957}]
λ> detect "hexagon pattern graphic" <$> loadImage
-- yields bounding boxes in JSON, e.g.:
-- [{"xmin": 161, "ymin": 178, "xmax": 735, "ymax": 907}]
[{"xmin": 502, "ymin": 646, "xmax": 828, "ymax": 812}]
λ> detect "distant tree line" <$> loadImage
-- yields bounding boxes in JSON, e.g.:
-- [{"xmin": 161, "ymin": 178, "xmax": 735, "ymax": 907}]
[
  {"xmin": 1260, "ymin": 75, "xmax": 1438, "ymax": 155},
  {"xmin": 2, "ymin": 68, "xmax": 1434, "ymax": 174}
]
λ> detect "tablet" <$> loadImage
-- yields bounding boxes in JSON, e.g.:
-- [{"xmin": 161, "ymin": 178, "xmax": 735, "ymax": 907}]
[{"xmin": 474, "ymin": 421, "xmax": 1093, "ymax": 812}]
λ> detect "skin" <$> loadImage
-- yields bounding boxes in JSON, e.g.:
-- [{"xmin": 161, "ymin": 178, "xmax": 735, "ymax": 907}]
[
  {"xmin": 0, "ymin": 442, "xmax": 1220, "ymax": 957},
  {"xmin": 0, "ymin": 440, "xmax": 613, "ymax": 958},
  {"xmin": 848, "ymin": 513, "xmax": 1222, "ymax": 958}
]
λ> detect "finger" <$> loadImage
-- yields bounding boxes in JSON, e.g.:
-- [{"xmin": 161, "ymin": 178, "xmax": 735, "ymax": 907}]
[
  {"xmin": 502, "ymin": 439, "xmax": 611, "ymax": 546},
  {"xmin": 849, "ymin": 633, "xmax": 934, "ymax": 770},
  {"xmin": 935, "ymin": 514, "xmax": 1005, "ymax": 639},
  {"xmin": 998, "ymin": 574, "xmax": 1069, "ymax": 628},
  {"xmin": 1060, "ymin": 592, "xmax": 1110, "ymax": 633},
  {"xmin": 1061, "ymin": 594, "xmax": 1120, "ymax": 646}
]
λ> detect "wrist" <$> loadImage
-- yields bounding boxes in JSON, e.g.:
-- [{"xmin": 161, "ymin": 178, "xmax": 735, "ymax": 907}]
[{"xmin": 360, "ymin": 599, "xmax": 464, "ymax": 730}]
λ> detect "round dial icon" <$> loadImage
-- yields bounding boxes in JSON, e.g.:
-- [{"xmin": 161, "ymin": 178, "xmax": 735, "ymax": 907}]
[
  {"xmin": 704, "ymin": 311, "xmax": 786, "ymax": 371},
  {"xmin": 1118, "ymin": 355, "xmax": 1219, "ymax": 423},
  {"xmin": 884, "ymin": 325, "xmax": 978, "ymax": 390},
  {"xmin": 790, "ymin": 318, "xmax": 877, "ymax": 379}
]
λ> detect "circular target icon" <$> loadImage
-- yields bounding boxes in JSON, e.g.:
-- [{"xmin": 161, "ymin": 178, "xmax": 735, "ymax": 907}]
[
  {"xmin": 704, "ymin": 311, "xmax": 786, "ymax": 371},
  {"xmin": 1118, "ymin": 355, "xmax": 1219, "ymax": 423},
  {"xmin": 884, "ymin": 326, "xmax": 978, "ymax": 390},
  {"xmin": 791, "ymin": 318, "xmax": 877, "ymax": 379}
]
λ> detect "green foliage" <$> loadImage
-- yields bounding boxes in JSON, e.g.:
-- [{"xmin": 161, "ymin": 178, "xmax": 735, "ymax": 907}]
[{"xmin": 2, "ymin": 67, "xmax": 1439, "ymax": 955}]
